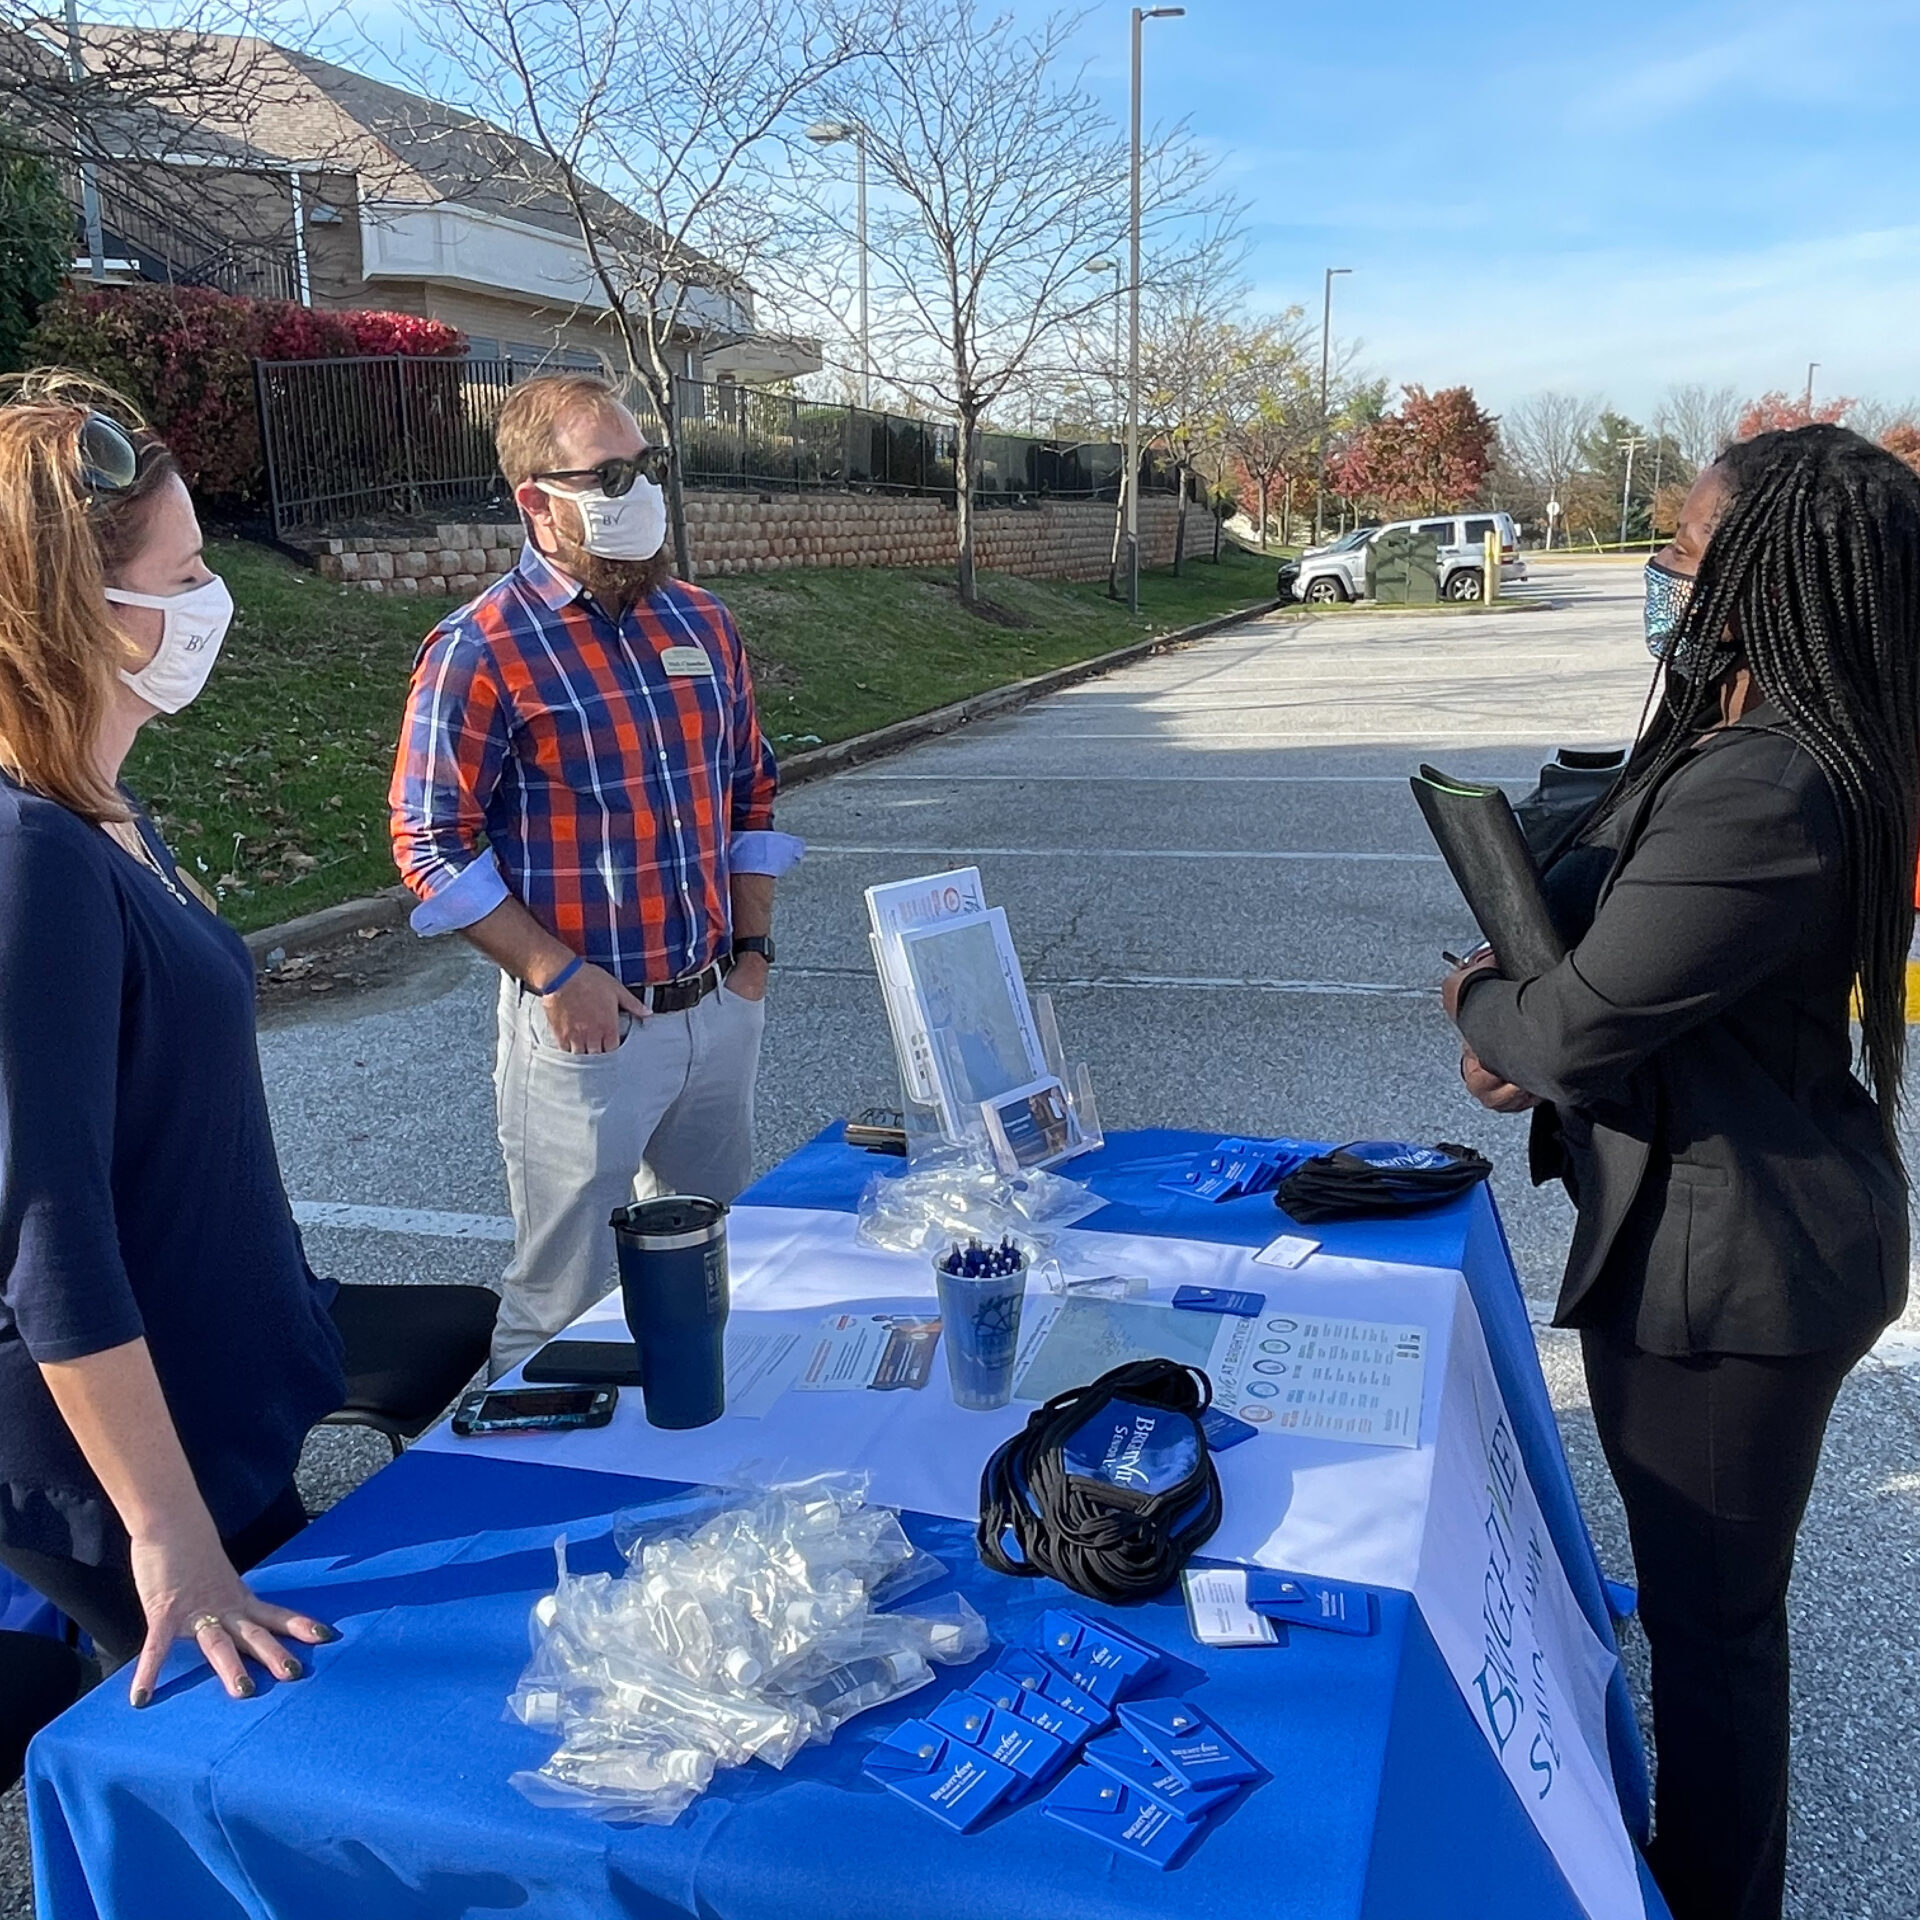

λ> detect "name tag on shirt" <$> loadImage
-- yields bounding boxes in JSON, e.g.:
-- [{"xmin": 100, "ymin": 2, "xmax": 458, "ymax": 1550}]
[{"xmin": 660, "ymin": 645, "xmax": 715, "ymax": 678}]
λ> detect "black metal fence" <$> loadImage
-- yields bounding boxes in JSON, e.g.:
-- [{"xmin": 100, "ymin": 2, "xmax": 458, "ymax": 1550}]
[{"xmin": 256, "ymin": 354, "xmax": 1177, "ymax": 534}]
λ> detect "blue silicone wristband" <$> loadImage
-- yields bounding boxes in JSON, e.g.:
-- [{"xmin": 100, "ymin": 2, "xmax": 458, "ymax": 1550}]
[{"xmin": 536, "ymin": 955, "xmax": 585, "ymax": 997}]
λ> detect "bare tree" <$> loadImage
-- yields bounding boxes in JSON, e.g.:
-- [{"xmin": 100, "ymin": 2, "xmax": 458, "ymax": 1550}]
[
  {"xmin": 388, "ymin": 0, "xmax": 880, "ymax": 576},
  {"xmin": 1661, "ymin": 382, "xmax": 1741, "ymax": 471},
  {"xmin": 1135, "ymin": 237, "xmax": 1260, "ymax": 571},
  {"xmin": 1845, "ymin": 396, "xmax": 1920, "ymax": 441},
  {"xmin": 2, "ymin": 6, "xmax": 360, "ymax": 283},
  {"xmin": 1222, "ymin": 323, "xmax": 1314, "ymax": 551},
  {"xmin": 1, "ymin": 5, "xmax": 293, "ymax": 167},
  {"xmin": 804, "ymin": 0, "xmax": 1220, "ymax": 606},
  {"xmin": 1500, "ymin": 390, "xmax": 1599, "ymax": 550}
]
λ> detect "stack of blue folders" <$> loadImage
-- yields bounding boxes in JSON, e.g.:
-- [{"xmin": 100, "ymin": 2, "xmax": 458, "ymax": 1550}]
[
  {"xmin": 1158, "ymin": 1137, "xmax": 1323, "ymax": 1203},
  {"xmin": 863, "ymin": 1607, "xmax": 1261, "ymax": 1868}
]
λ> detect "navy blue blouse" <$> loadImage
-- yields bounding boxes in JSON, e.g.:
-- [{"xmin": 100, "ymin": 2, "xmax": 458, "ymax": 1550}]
[{"xmin": 0, "ymin": 776, "xmax": 345, "ymax": 1562}]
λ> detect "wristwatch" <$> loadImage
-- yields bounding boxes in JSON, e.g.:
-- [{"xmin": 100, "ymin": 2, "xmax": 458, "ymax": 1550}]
[{"xmin": 731, "ymin": 936, "xmax": 776, "ymax": 965}]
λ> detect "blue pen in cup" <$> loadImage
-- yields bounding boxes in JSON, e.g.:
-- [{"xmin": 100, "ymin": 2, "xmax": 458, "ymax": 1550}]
[{"xmin": 934, "ymin": 1236, "xmax": 1029, "ymax": 1410}]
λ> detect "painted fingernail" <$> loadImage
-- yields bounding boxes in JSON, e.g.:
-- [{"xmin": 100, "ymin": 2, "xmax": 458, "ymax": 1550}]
[
  {"xmin": 234, "ymin": 1677, "xmax": 256, "ymax": 1698},
  {"xmin": 130, "ymin": 1687, "xmax": 151, "ymax": 1710},
  {"xmin": 281, "ymin": 1659, "xmax": 305, "ymax": 1680},
  {"xmin": 307, "ymin": 1622, "xmax": 341, "ymax": 1643}
]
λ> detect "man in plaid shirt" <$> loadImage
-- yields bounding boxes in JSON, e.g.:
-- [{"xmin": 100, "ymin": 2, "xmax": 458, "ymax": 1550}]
[{"xmin": 390, "ymin": 374, "xmax": 802, "ymax": 1373}]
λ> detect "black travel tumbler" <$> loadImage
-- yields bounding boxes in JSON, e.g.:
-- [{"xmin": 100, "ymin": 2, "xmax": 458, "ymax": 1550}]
[{"xmin": 609, "ymin": 1195, "xmax": 730, "ymax": 1429}]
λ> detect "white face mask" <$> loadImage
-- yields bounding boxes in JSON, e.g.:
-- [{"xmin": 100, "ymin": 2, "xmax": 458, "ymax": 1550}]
[
  {"xmin": 553, "ymin": 477, "xmax": 668, "ymax": 561},
  {"xmin": 106, "ymin": 575, "xmax": 235, "ymax": 715}
]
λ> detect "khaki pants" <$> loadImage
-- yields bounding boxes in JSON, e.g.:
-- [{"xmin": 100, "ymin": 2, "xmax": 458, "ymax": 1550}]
[{"xmin": 490, "ymin": 972, "xmax": 766, "ymax": 1375}]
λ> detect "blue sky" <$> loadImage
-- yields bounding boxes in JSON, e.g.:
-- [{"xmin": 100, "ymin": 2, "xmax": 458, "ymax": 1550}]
[
  {"xmin": 1052, "ymin": 0, "xmax": 1920, "ymax": 418},
  {"xmin": 295, "ymin": 0, "xmax": 1918, "ymax": 420}
]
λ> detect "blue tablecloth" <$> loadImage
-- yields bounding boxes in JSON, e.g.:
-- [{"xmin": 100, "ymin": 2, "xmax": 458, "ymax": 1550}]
[{"xmin": 28, "ymin": 1129, "xmax": 1664, "ymax": 1920}]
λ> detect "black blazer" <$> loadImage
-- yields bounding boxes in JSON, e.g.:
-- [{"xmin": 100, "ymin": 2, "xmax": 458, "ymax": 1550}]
[{"xmin": 1458, "ymin": 703, "xmax": 1908, "ymax": 1357}]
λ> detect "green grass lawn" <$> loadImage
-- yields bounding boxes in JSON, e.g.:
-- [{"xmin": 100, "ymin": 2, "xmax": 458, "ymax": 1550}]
[{"xmin": 128, "ymin": 535, "xmax": 1277, "ymax": 934}]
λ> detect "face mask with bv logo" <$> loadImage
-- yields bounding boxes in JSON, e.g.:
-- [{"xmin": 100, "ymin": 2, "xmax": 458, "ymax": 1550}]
[
  {"xmin": 551, "ymin": 477, "xmax": 668, "ymax": 561},
  {"xmin": 106, "ymin": 575, "xmax": 234, "ymax": 714}
]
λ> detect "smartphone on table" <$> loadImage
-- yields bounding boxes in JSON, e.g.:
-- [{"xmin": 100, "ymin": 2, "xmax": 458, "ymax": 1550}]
[{"xmin": 451, "ymin": 1385, "xmax": 618, "ymax": 1437}]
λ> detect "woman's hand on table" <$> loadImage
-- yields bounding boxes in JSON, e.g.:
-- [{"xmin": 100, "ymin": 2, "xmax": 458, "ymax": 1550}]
[
  {"xmin": 127, "ymin": 1523, "xmax": 336, "ymax": 1708},
  {"xmin": 1460, "ymin": 1045, "xmax": 1540, "ymax": 1115}
]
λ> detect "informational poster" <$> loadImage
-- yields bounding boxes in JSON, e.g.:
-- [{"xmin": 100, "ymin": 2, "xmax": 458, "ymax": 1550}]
[
  {"xmin": 864, "ymin": 868, "xmax": 987, "ymax": 1105},
  {"xmin": 1012, "ymin": 1298, "xmax": 1426, "ymax": 1448},
  {"xmin": 1251, "ymin": 1315, "xmax": 1427, "ymax": 1446}
]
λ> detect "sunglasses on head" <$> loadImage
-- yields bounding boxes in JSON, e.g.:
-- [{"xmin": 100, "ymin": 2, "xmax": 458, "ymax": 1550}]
[
  {"xmin": 531, "ymin": 447, "xmax": 670, "ymax": 498},
  {"xmin": 76, "ymin": 410, "xmax": 142, "ymax": 495}
]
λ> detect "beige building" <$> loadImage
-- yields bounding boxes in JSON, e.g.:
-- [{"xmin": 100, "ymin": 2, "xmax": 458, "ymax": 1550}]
[{"xmin": 57, "ymin": 28, "xmax": 817, "ymax": 384}]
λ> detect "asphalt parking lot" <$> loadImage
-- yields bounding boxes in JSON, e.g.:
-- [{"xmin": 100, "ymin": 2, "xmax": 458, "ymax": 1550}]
[{"xmin": 5, "ymin": 557, "xmax": 1916, "ymax": 1916}]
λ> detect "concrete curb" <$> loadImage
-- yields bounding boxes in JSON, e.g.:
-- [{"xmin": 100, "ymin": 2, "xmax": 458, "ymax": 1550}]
[
  {"xmin": 239, "ymin": 593, "xmax": 1284, "ymax": 959},
  {"xmin": 777, "ymin": 596, "xmax": 1288, "ymax": 788},
  {"xmin": 244, "ymin": 885, "xmax": 414, "ymax": 961},
  {"xmin": 1294, "ymin": 596, "xmax": 1545, "ymax": 622}
]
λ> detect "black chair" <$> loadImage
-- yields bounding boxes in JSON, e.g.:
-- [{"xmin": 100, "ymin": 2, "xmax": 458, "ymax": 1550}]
[
  {"xmin": 1, "ymin": 1629, "xmax": 86, "ymax": 1790},
  {"xmin": 321, "ymin": 1283, "xmax": 501, "ymax": 1456}
]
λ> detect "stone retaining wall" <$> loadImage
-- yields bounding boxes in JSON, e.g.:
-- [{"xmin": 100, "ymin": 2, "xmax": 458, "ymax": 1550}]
[{"xmin": 305, "ymin": 492, "xmax": 1184, "ymax": 595}]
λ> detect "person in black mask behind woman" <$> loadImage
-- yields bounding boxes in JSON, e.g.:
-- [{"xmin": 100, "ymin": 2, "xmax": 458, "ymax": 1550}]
[{"xmin": 1444, "ymin": 424, "xmax": 1920, "ymax": 1920}]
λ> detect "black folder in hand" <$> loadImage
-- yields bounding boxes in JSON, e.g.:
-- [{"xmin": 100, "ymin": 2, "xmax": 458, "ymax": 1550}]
[{"xmin": 1410, "ymin": 765, "xmax": 1567, "ymax": 979}]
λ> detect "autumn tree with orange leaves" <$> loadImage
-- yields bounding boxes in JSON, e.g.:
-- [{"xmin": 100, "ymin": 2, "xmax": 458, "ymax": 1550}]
[{"xmin": 1330, "ymin": 384, "xmax": 1498, "ymax": 517}]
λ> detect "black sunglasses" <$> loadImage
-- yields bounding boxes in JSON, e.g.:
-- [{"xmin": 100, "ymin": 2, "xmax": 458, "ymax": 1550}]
[
  {"xmin": 531, "ymin": 448, "xmax": 670, "ymax": 498},
  {"xmin": 76, "ymin": 410, "xmax": 142, "ymax": 494}
]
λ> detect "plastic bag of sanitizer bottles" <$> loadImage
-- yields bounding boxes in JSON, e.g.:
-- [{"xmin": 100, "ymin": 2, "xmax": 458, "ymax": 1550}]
[{"xmin": 506, "ymin": 1477, "xmax": 989, "ymax": 1821}]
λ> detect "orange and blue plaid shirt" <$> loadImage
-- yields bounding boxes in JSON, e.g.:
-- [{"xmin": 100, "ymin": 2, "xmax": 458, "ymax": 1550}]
[{"xmin": 390, "ymin": 547, "xmax": 782, "ymax": 982}]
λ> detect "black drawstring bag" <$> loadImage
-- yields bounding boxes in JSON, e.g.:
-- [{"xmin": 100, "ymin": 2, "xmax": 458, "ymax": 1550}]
[
  {"xmin": 1277, "ymin": 1140, "xmax": 1492, "ymax": 1223},
  {"xmin": 1512, "ymin": 745, "xmax": 1627, "ymax": 869},
  {"xmin": 978, "ymin": 1359, "xmax": 1223, "ymax": 1604}
]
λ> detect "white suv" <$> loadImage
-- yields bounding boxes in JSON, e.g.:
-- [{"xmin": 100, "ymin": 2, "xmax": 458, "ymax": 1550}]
[{"xmin": 1293, "ymin": 512, "xmax": 1527, "ymax": 604}]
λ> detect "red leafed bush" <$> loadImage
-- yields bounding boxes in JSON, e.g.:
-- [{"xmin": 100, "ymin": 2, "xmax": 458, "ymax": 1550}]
[
  {"xmin": 24, "ymin": 286, "xmax": 468, "ymax": 501},
  {"xmin": 25, "ymin": 283, "xmax": 268, "ymax": 496},
  {"xmin": 258, "ymin": 304, "xmax": 358, "ymax": 361},
  {"xmin": 340, "ymin": 310, "xmax": 464, "ymax": 357}
]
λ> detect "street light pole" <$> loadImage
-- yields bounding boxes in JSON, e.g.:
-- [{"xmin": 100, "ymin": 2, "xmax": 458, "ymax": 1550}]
[
  {"xmin": 1127, "ymin": 6, "xmax": 1184, "ymax": 616},
  {"xmin": 854, "ymin": 132, "xmax": 869, "ymax": 409},
  {"xmin": 1083, "ymin": 255, "xmax": 1125, "ymax": 596},
  {"xmin": 63, "ymin": 0, "xmax": 105, "ymax": 282},
  {"xmin": 1804, "ymin": 360, "xmax": 1819, "ymax": 422},
  {"xmin": 1311, "ymin": 266, "xmax": 1351, "ymax": 546},
  {"xmin": 1080, "ymin": 256, "xmax": 1124, "ymax": 445},
  {"xmin": 1616, "ymin": 434, "xmax": 1647, "ymax": 549},
  {"xmin": 1648, "ymin": 418, "xmax": 1665, "ymax": 552},
  {"xmin": 805, "ymin": 121, "xmax": 869, "ymax": 409}
]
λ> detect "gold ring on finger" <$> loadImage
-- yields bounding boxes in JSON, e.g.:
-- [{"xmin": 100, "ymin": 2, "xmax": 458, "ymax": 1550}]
[{"xmin": 188, "ymin": 1612, "xmax": 223, "ymax": 1637}]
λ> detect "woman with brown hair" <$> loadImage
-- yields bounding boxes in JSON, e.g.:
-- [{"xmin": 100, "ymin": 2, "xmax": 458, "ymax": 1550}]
[{"xmin": 0, "ymin": 374, "xmax": 346, "ymax": 1706}]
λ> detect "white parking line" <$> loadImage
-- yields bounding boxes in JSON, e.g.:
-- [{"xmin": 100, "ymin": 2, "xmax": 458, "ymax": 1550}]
[
  {"xmin": 837, "ymin": 772, "xmax": 1529, "ymax": 785},
  {"xmin": 804, "ymin": 844, "xmax": 1441, "ymax": 863},
  {"xmin": 292, "ymin": 1201, "xmax": 514, "ymax": 1241},
  {"xmin": 781, "ymin": 964, "xmax": 1426, "ymax": 998},
  {"xmin": 1013, "ymin": 730, "xmax": 1624, "ymax": 742}
]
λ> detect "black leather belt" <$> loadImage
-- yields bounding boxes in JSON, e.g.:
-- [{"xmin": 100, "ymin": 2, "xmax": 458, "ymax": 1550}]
[{"xmin": 627, "ymin": 959, "xmax": 728, "ymax": 1014}]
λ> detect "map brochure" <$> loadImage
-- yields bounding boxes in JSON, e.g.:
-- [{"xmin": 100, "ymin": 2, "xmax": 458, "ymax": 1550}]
[{"xmin": 897, "ymin": 908, "xmax": 1048, "ymax": 1136}]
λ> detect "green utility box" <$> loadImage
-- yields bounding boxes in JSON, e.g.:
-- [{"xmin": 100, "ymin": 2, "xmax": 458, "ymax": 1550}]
[{"xmin": 1365, "ymin": 529, "xmax": 1440, "ymax": 604}]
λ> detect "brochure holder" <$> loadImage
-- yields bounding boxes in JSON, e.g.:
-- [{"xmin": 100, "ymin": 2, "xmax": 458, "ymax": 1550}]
[{"xmin": 866, "ymin": 871, "xmax": 1102, "ymax": 1172}]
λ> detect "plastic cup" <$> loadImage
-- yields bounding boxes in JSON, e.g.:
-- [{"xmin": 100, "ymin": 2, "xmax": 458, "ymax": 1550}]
[{"xmin": 934, "ymin": 1250, "xmax": 1029, "ymax": 1411}]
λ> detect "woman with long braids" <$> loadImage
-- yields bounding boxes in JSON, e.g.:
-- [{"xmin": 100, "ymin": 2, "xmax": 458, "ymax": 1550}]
[{"xmin": 1444, "ymin": 423, "xmax": 1920, "ymax": 1920}]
